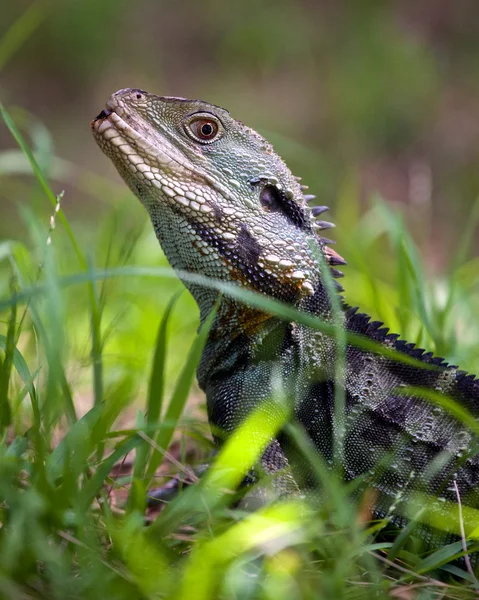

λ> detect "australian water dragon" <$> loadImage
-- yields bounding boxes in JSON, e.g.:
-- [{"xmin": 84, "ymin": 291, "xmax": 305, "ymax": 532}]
[{"xmin": 91, "ymin": 88, "xmax": 479, "ymax": 548}]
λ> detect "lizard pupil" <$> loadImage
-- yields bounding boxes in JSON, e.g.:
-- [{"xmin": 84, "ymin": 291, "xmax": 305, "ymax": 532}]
[{"xmin": 201, "ymin": 123, "xmax": 214, "ymax": 137}]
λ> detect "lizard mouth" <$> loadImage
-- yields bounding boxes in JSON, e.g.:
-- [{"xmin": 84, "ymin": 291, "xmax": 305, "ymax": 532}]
[
  {"xmin": 90, "ymin": 102, "xmax": 152, "ymax": 156},
  {"xmin": 92, "ymin": 108, "xmax": 112, "ymax": 123},
  {"xmin": 90, "ymin": 92, "xmax": 139, "ymax": 131}
]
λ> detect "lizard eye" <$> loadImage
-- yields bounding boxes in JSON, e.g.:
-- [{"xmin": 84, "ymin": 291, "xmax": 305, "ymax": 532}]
[{"xmin": 185, "ymin": 114, "xmax": 222, "ymax": 144}]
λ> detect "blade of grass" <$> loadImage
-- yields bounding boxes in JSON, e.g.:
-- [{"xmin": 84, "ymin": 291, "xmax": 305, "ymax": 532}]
[
  {"xmin": 144, "ymin": 296, "xmax": 220, "ymax": 484},
  {"xmin": 147, "ymin": 291, "xmax": 182, "ymax": 427},
  {"xmin": 449, "ymin": 194, "xmax": 479, "ymax": 275},
  {"xmin": 375, "ymin": 201, "xmax": 433, "ymax": 344},
  {"xmin": 178, "ymin": 502, "xmax": 305, "ymax": 600},
  {"xmin": 0, "ymin": 103, "xmax": 81, "ymax": 260},
  {"xmin": 440, "ymin": 195, "xmax": 479, "ymax": 335},
  {"xmin": 0, "ymin": 279, "xmax": 16, "ymax": 429},
  {"xmin": 46, "ymin": 403, "xmax": 105, "ymax": 483},
  {"xmin": 87, "ymin": 255, "xmax": 103, "ymax": 412},
  {"xmin": 0, "ymin": 333, "xmax": 36, "ymax": 402},
  {"xmin": 41, "ymin": 241, "xmax": 77, "ymax": 426},
  {"xmin": 126, "ymin": 291, "xmax": 181, "ymax": 511},
  {"xmin": 416, "ymin": 541, "xmax": 467, "ymax": 574},
  {"xmin": 78, "ymin": 434, "xmax": 143, "ymax": 514},
  {"xmin": 125, "ymin": 410, "xmax": 148, "ymax": 514},
  {"xmin": 86, "ymin": 254, "xmax": 104, "ymax": 462},
  {"xmin": 147, "ymin": 393, "xmax": 291, "ymax": 538},
  {"xmin": 0, "ymin": 104, "xmax": 102, "ymax": 423},
  {"xmin": 0, "ymin": 266, "xmax": 442, "ymax": 372},
  {"xmin": 311, "ymin": 241, "xmax": 346, "ymax": 469}
]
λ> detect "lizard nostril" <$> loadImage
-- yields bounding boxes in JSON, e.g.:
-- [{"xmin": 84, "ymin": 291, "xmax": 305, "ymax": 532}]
[
  {"xmin": 112, "ymin": 88, "xmax": 148, "ymax": 102},
  {"xmin": 129, "ymin": 88, "xmax": 147, "ymax": 100}
]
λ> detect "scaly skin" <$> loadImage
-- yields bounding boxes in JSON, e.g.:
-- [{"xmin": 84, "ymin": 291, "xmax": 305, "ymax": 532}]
[{"xmin": 92, "ymin": 88, "xmax": 479, "ymax": 545}]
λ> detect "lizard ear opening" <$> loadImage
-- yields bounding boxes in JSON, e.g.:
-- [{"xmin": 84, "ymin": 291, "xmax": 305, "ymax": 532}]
[
  {"xmin": 259, "ymin": 185, "xmax": 282, "ymax": 212},
  {"xmin": 259, "ymin": 184, "xmax": 308, "ymax": 229}
]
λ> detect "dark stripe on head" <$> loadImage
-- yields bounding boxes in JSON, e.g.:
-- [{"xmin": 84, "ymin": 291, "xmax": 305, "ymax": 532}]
[{"xmin": 236, "ymin": 224, "xmax": 261, "ymax": 265}]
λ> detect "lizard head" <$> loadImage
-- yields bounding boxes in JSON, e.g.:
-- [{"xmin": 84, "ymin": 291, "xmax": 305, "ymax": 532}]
[{"xmin": 91, "ymin": 88, "xmax": 345, "ymax": 308}]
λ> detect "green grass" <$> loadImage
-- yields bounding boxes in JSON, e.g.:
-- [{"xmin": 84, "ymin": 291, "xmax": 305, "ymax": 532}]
[{"xmin": 1, "ymin": 92, "xmax": 479, "ymax": 600}]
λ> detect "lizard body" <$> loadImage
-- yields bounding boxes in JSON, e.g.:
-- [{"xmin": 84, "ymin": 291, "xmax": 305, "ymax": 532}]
[{"xmin": 92, "ymin": 89, "xmax": 479, "ymax": 544}]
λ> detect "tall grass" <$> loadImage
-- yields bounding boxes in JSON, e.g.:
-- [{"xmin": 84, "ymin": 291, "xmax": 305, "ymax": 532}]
[{"xmin": 1, "ymin": 95, "xmax": 479, "ymax": 600}]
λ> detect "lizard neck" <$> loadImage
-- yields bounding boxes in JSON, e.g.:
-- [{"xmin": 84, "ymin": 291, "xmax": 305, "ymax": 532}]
[
  {"xmin": 196, "ymin": 290, "xmax": 280, "ymax": 389},
  {"xmin": 195, "ymin": 279, "xmax": 340, "ymax": 390}
]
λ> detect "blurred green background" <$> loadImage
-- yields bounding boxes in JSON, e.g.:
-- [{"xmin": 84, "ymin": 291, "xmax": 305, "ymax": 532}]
[
  {"xmin": 1, "ymin": 0, "xmax": 479, "ymax": 413},
  {"xmin": 3, "ymin": 1, "xmax": 479, "ymax": 254}
]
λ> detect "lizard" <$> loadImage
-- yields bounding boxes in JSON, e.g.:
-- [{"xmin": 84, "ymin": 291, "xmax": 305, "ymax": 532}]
[{"xmin": 91, "ymin": 88, "xmax": 479, "ymax": 548}]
